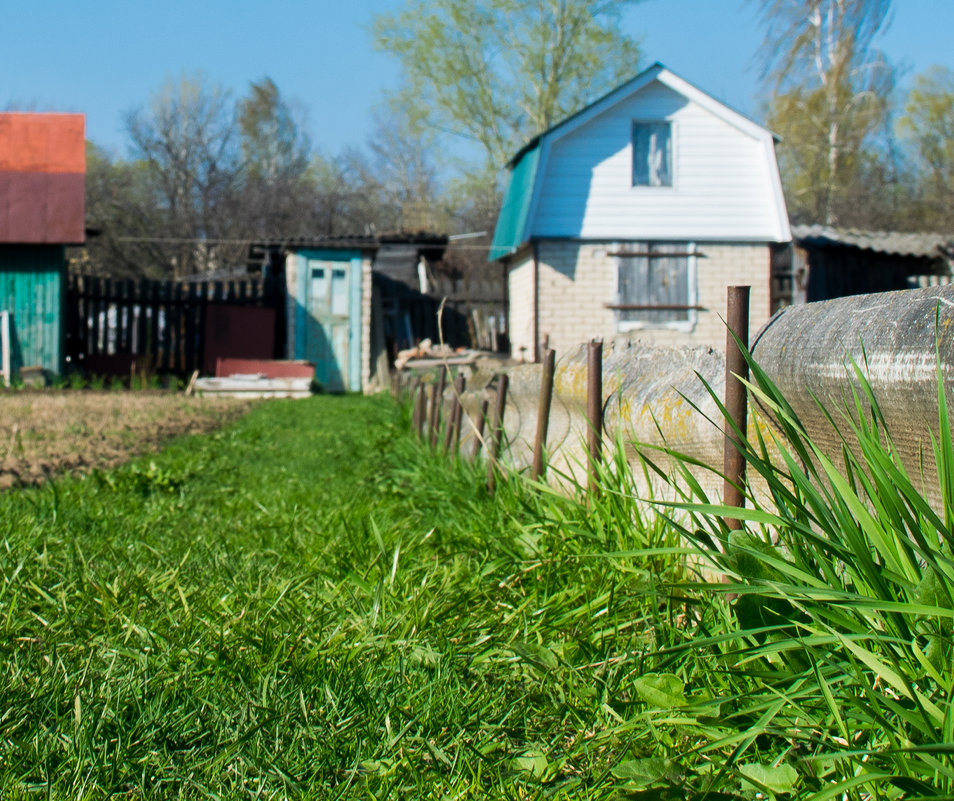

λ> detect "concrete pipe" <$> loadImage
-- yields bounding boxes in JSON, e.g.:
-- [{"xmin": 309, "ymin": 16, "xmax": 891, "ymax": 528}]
[{"xmin": 751, "ymin": 283, "xmax": 954, "ymax": 507}]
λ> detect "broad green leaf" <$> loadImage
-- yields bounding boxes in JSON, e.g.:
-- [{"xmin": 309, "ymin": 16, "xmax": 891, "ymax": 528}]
[
  {"xmin": 512, "ymin": 750, "xmax": 549, "ymax": 778},
  {"xmin": 612, "ymin": 757, "xmax": 683, "ymax": 787},
  {"xmin": 513, "ymin": 642, "xmax": 559, "ymax": 671},
  {"xmin": 632, "ymin": 673, "xmax": 687, "ymax": 708},
  {"xmin": 739, "ymin": 762, "xmax": 798, "ymax": 794}
]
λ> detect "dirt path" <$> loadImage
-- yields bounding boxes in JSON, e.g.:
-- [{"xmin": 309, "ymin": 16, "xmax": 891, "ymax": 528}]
[{"xmin": 0, "ymin": 391, "xmax": 254, "ymax": 489}]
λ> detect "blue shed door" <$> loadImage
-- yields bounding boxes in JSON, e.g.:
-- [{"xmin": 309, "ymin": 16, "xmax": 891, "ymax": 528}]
[{"xmin": 306, "ymin": 259, "xmax": 352, "ymax": 392}]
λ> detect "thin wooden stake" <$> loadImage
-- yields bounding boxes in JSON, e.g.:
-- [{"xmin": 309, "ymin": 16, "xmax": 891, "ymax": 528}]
[
  {"xmin": 531, "ymin": 348, "xmax": 556, "ymax": 480},
  {"xmin": 429, "ymin": 366, "xmax": 447, "ymax": 448},
  {"xmin": 471, "ymin": 399, "xmax": 489, "ymax": 461},
  {"xmin": 587, "ymin": 339, "xmax": 603, "ymax": 495},
  {"xmin": 723, "ymin": 285, "xmax": 750, "ymax": 531},
  {"xmin": 413, "ymin": 381, "xmax": 427, "ymax": 438},
  {"xmin": 486, "ymin": 374, "xmax": 510, "ymax": 493},
  {"xmin": 444, "ymin": 373, "xmax": 466, "ymax": 454}
]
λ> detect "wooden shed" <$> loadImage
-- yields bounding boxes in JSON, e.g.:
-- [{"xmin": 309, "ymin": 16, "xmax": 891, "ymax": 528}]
[
  {"xmin": 790, "ymin": 226, "xmax": 953, "ymax": 303},
  {"xmin": 0, "ymin": 113, "xmax": 85, "ymax": 379},
  {"xmin": 247, "ymin": 233, "xmax": 450, "ymax": 392}
]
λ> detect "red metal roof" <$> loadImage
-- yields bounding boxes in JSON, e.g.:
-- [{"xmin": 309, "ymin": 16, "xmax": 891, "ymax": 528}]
[{"xmin": 0, "ymin": 113, "xmax": 85, "ymax": 244}]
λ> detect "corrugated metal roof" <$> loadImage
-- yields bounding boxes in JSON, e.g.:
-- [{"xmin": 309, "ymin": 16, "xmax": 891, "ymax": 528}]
[
  {"xmin": 247, "ymin": 232, "xmax": 448, "ymax": 269},
  {"xmin": 792, "ymin": 225, "xmax": 953, "ymax": 259},
  {"xmin": 250, "ymin": 232, "xmax": 447, "ymax": 252}
]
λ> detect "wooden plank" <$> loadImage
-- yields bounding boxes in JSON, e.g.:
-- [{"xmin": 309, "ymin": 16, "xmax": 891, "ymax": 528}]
[
  {"xmin": 148, "ymin": 279, "xmax": 161, "ymax": 365},
  {"xmin": 171, "ymin": 282, "xmax": 184, "ymax": 373},
  {"xmin": 185, "ymin": 282, "xmax": 199, "ymax": 374},
  {"xmin": 90, "ymin": 277, "xmax": 102, "ymax": 355},
  {"xmin": 136, "ymin": 279, "xmax": 148, "ymax": 355},
  {"xmin": 159, "ymin": 280, "xmax": 172, "ymax": 372},
  {"xmin": 604, "ymin": 303, "xmax": 707, "ymax": 311},
  {"xmin": 608, "ymin": 250, "xmax": 705, "ymax": 259}
]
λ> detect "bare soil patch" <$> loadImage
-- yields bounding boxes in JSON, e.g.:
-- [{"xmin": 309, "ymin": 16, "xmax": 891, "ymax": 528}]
[{"xmin": 0, "ymin": 391, "xmax": 254, "ymax": 489}]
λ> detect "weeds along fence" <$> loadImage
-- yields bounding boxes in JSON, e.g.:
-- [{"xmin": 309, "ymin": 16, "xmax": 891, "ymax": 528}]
[
  {"xmin": 65, "ymin": 274, "xmax": 283, "ymax": 379},
  {"xmin": 396, "ymin": 288, "xmax": 750, "ymax": 513},
  {"xmin": 396, "ymin": 282, "xmax": 954, "ymax": 517}
]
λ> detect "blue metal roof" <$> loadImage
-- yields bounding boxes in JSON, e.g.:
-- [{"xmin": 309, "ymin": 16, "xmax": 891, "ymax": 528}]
[{"xmin": 488, "ymin": 143, "xmax": 540, "ymax": 262}]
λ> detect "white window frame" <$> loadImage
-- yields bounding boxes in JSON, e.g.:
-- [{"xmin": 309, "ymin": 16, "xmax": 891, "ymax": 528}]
[
  {"xmin": 615, "ymin": 242, "xmax": 698, "ymax": 333},
  {"xmin": 632, "ymin": 119, "xmax": 676, "ymax": 189}
]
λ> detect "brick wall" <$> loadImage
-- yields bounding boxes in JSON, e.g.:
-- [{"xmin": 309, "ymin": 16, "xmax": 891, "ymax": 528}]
[
  {"xmin": 507, "ymin": 254, "xmax": 535, "ymax": 359},
  {"xmin": 361, "ymin": 256, "xmax": 373, "ymax": 392},
  {"xmin": 521, "ymin": 240, "xmax": 771, "ymax": 358}
]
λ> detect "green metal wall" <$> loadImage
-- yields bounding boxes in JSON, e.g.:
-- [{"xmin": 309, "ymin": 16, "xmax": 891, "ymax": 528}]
[{"xmin": 0, "ymin": 245, "xmax": 65, "ymax": 375}]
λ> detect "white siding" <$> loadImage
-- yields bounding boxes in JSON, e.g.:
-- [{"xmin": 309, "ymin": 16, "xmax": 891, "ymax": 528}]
[{"xmin": 529, "ymin": 82, "xmax": 786, "ymax": 242}]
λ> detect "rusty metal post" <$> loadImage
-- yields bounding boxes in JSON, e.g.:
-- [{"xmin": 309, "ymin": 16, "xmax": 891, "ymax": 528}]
[
  {"xmin": 587, "ymin": 339, "xmax": 603, "ymax": 494},
  {"xmin": 428, "ymin": 366, "xmax": 447, "ymax": 448},
  {"xmin": 413, "ymin": 381, "xmax": 426, "ymax": 439},
  {"xmin": 486, "ymin": 373, "xmax": 510, "ymax": 493},
  {"xmin": 531, "ymin": 348, "xmax": 556, "ymax": 480},
  {"xmin": 471, "ymin": 399, "xmax": 489, "ymax": 461},
  {"xmin": 724, "ymin": 285, "xmax": 750, "ymax": 530},
  {"xmin": 444, "ymin": 373, "xmax": 466, "ymax": 454}
]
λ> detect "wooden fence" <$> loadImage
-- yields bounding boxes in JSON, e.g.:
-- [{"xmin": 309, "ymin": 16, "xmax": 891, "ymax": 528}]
[{"xmin": 65, "ymin": 274, "xmax": 283, "ymax": 378}]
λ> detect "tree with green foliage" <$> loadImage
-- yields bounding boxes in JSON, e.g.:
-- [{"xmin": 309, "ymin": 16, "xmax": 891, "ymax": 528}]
[
  {"xmin": 234, "ymin": 77, "xmax": 317, "ymax": 238},
  {"xmin": 372, "ymin": 0, "xmax": 644, "ymax": 177},
  {"xmin": 898, "ymin": 66, "xmax": 954, "ymax": 229},
  {"xmin": 238, "ymin": 77, "xmax": 310, "ymax": 183},
  {"xmin": 754, "ymin": 0, "xmax": 893, "ymax": 225}
]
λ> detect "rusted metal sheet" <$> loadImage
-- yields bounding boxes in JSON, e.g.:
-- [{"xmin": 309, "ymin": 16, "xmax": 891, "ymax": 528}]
[
  {"xmin": 0, "ymin": 172, "xmax": 85, "ymax": 244},
  {"xmin": 203, "ymin": 306, "xmax": 276, "ymax": 376}
]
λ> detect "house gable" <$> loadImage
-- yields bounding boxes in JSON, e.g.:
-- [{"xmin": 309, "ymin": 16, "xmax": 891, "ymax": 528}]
[{"xmin": 490, "ymin": 64, "xmax": 790, "ymax": 260}]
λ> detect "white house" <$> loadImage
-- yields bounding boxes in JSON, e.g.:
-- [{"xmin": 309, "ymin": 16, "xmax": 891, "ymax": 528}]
[{"xmin": 489, "ymin": 63, "xmax": 791, "ymax": 360}]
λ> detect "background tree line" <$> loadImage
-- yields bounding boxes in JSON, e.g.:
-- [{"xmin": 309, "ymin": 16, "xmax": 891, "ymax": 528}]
[{"xmin": 72, "ymin": 0, "xmax": 954, "ymax": 280}]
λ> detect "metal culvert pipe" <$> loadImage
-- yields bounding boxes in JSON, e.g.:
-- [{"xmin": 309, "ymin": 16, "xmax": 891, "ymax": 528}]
[{"xmin": 751, "ymin": 284, "xmax": 954, "ymax": 507}]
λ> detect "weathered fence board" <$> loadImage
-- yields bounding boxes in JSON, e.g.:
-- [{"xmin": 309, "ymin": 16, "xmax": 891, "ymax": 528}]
[{"xmin": 66, "ymin": 274, "xmax": 282, "ymax": 378}]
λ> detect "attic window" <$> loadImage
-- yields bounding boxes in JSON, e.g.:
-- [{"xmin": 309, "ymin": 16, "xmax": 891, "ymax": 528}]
[{"xmin": 632, "ymin": 121, "xmax": 673, "ymax": 187}]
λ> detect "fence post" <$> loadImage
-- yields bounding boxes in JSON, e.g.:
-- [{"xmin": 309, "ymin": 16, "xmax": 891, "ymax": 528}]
[
  {"xmin": 429, "ymin": 366, "xmax": 448, "ymax": 447},
  {"xmin": 587, "ymin": 339, "xmax": 603, "ymax": 495},
  {"xmin": 471, "ymin": 399, "xmax": 489, "ymax": 461},
  {"xmin": 444, "ymin": 373, "xmax": 466, "ymax": 454},
  {"xmin": 723, "ymin": 285, "xmax": 750, "ymax": 531},
  {"xmin": 413, "ymin": 380, "xmax": 427, "ymax": 439},
  {"xmin": 531, "ymin": 348, "xmax": 556, "ymax": 480},
  {"xmin": 486, "ymin": 373, "xmax": 510, "ymax": 494}
]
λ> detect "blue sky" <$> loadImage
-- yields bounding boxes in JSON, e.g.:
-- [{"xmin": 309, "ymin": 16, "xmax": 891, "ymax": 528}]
[{"xmin": 2, "ymin": 0, "xmax": 950, "ymax": 159}]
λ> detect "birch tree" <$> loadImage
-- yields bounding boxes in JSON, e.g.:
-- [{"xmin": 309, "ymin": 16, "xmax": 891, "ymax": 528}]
[{"xmin": 755, "ymin": 0, "xmax": 893, "ymax": 224}]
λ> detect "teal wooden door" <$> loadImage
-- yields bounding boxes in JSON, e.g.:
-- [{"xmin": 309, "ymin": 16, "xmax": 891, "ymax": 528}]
[{"xmin": 306, "ymin": 258, "xmax": 351, "ymax": 392}]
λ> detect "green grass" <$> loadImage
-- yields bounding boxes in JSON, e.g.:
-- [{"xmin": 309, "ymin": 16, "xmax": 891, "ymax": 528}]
[
  {"xmin": 628, "ymin": 354, "xmax": 954, "ymax": 800},
  {"xmin": 0, "ymin": 394, "xmax": 686, "ymax": 799},
  {"xmin": 7, "ymin": 366, "xmax": 954, "ymax": 800}
]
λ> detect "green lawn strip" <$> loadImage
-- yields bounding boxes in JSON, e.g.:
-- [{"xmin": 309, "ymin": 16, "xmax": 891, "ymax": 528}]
[{"xmin": 0, "ymin": 395, "xmax": 678, "ymax": 799}]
